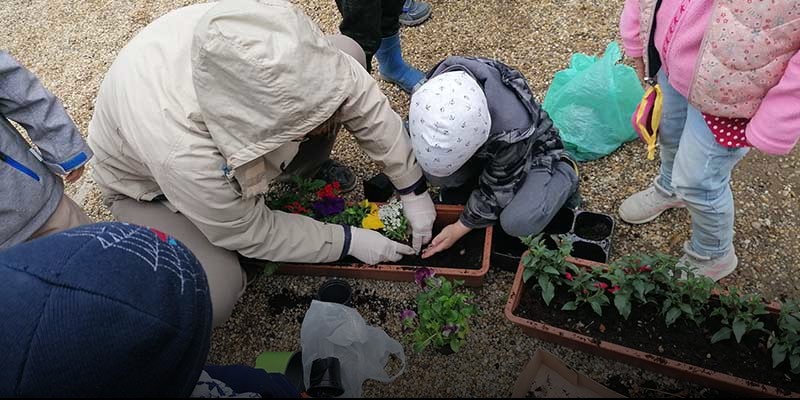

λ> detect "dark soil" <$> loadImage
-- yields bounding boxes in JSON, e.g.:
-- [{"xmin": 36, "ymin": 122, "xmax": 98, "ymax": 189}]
[
  {"xmin": 266, "ymin": 287, "xmax": 404, "ymax": 325},
  {"xmin": 516, "ymin": 283, "xmax": 798, "ymax": 395},
  {"xmin": 337, "ymin": 227, "xmax": 487, "ymax": 269},
  {"xmin": 573, "ymin": 217, "xmax": 613, "ymax": 241}
]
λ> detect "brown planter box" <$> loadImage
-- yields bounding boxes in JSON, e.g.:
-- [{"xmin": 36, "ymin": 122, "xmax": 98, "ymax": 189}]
[
  {"xmin": 504, "ymin": 254, "xmax": 797, "ymax": 398},
  {"xmin": 277, "ymin": 204, "xmax": 492, "ymax": 287}
]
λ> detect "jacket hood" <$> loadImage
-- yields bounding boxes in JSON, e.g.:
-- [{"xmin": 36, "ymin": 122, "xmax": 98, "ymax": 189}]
[{"xmin": 191, "ymin": 0, "xmax": 351, "ymax": 171}]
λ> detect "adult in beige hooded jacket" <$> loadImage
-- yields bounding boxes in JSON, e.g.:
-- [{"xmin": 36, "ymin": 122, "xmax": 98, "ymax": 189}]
[{"xmin": 88, "ymin": 0, "xmax": 436, "ymax": 327}]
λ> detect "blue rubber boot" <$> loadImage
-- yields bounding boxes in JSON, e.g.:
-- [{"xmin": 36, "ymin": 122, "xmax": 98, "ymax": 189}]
[{"xmin": 375, "ymin": 33, "xmax": 425, "ymax": 94}]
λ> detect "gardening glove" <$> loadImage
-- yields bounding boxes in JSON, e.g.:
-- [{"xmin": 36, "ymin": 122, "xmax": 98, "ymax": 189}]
[
  {"xmin": 348, "ymin": 227, "xmax": 415, "ymax": 265},
  {"xmin": 399, "ymin": 191, "xmax": 436, "ymax": 253}
]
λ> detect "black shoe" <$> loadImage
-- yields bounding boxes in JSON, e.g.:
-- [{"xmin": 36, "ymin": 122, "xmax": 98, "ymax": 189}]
[{"xmin": 314, "ymin": 160, "xmax": 357, "ymax": 194}]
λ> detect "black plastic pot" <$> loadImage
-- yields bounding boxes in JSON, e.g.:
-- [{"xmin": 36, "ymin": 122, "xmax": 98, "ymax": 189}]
[
  {"xmin": 573, "ymin": 211, "xmax": 615, "ymax": 241},
  {"xmin": 317, "ymin": 279, "xmax": 353, "ymax": 307},
  {"xmin": 363, "ymin": 173, "xmax": 394, "ymax": 202},
  {"xmin": 308, "ymin": 357, "xmax": 344, "ymax": 398},
  {"xmin": 542, "ymin": 206, "xmax": 575, "ymax": 235},
  {"xmin": 284, "ymin": 351, "xmax": 305, "ymax": 393},
  {"xmin": 569, "ymin": 237, "xmax": 610, "ymax": 263}
]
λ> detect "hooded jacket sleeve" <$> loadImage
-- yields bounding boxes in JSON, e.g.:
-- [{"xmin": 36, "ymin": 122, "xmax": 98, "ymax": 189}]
[
  {"xmin": 0, "ymin": 51, "xmax": 92, "ymax": 175},
  {"xmin": 337, "ymin": 57, "xmax": 424, "ymax": 191},
  {"xmin": 158, "ymin": 151, "xmax": 347, "ymax": 264},
  {"xmin": 620, "ymin": 0, "xmax": 644, "ymax": 57}
]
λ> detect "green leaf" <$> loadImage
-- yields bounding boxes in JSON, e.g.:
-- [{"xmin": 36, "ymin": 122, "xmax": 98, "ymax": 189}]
[
  {"xmin": 543, "ymin": 266, "xmax": 560, "ymax": 275},
  {"xmin": 771, "ymin": 344, "xmax": 787, "ymax": 368},
  {"xmin": 538, "ymin": 275, "xmax": 555, "ymax": 305},
  {"xmin": 711, "ymin": 327, "xmax": 732, "ymax": 344},
  {"xmin": 732, "ymin": 318, "xmax": 747, "ymax": 343},
  {"xmin": 786, "ymin": 315, "xmax": 800, "ymax": 332},
  {"xmin": 614, "ymin": 294, "xmax": 631, "ymax": 320},
  {"xmin": 450, "ymin": 340, "xmax": 461, "ymax": 353},
  {"xmin": 523, "ymin": 268, "xmax": 535, "ymax": 283},
  {"xmin": 633, "ymin": 280, "xmax": 646, "ymax": 299},
  {"xmin": 263, "ymin": 262, "xmax": 279, "ymax": 277},
  {"xmin": 679, "ymin": 303, "xmax": 692, "ymax": 316},
  {"xmin": 561, "ymin": 301, "xmax": 578, "ymax": 311},
  {"xmin": 665, "ymin": 307, "xmax": 682, "ymax": 327},
  {"xmin": 791, "ymin": 354, "xmax": 800, "ymax": 371},
  {"xmin": 590, "ymin": 301, "xmax": 603, "ymax": 316}
]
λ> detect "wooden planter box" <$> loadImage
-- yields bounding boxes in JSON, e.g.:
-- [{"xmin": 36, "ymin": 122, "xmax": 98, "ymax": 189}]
[
  {"xmin": 504, "ymin": 254, "xmax": 797, "ymax": 398},
  {"xmin": 277, "ymin": 204, "xmax": 492, "ymax": 287}
]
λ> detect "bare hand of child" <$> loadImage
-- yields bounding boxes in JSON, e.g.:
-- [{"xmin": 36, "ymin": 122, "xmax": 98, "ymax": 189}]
[
  {"xmin": 65, "ymin": 165, "xmax": 85, "ymax": 184},
  {"xmin": 633, "ymin": 57, "xmax": 645, "ymax": 82},
  {"xmin": 421, "ymin": 220, "xmax": 472, "ymax": 259}
]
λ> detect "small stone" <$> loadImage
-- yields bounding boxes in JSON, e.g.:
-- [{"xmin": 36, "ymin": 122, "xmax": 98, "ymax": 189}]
[
  {"xmin": 658, "ymin": 345, "xmax": 665, "ymax": 353},
  {"xmin": 752, "ymin": 221, "xmax": 762, "ymax": 230},
  {"xmin": 706, "ymin": 353, "xmax": 712, "ymax": 359},
  {"xmin": 459, "ymin": 249, "xmax": 466, "ymax": 256}
]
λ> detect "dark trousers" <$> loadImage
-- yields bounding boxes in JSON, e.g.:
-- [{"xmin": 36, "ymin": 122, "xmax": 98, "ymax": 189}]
[{"xmin": 335, "ymin": 0, "xmax": 404, "ymax": 71}]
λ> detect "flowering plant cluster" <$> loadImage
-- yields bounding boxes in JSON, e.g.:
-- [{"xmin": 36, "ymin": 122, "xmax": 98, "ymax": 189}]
[
  {"xmin": 266, "ymin": 176, "xmax": 410, "ymax": 242},
  {"xmin": 521, "ymin": 234, "xmax": 800, "ymax": 376},
  {"xmin": 400, "ymin": 268, "xmax": 477, "ymax": 353}
]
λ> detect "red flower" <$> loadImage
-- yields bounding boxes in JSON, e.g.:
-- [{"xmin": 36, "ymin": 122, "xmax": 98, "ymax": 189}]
[
  {"xmin": 593, "ymin": 282, "xmax": 609, "ymax": 290},
  {"xmin": 565, "ymin": 272, "xmax": 574, "ymax": 281},
  {"xmin": 639, "ymin": 265, "xmax": 652, "ymax": 273},
  {"xmin": 608, "ymin": 286, "xmax": 621, "ymax": 294},
  {"xmin": 316, "ymin": 182, "xmax": 341, "ymax": 200},
  {"xmin": 285, "ymin": 201, "xmax": 309, "ymax": 214}
]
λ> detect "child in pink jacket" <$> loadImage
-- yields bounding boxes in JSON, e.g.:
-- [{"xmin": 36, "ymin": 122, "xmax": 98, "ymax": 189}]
[{"xmin": 618, "ymin": 0, "xmax": 800, "ymax": 281}]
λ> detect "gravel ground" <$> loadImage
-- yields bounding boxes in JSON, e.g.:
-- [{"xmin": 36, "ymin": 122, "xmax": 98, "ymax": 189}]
[{"xmin": 3, "ymin": 0, "xmax": 798, "ymax": 397}]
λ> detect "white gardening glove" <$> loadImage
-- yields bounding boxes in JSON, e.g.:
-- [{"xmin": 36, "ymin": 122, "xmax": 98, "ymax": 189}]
[
  {"xmin": 348, "ymin": 227, "xmax": 415, "ymax": 265},
  {"xmin": 400, "ymin": 191, "xmax": 436, "ymax": 253}
]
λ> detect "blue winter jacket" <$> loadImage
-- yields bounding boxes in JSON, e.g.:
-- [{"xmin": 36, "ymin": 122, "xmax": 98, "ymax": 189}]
[{"xmin": 0, "ymin": 51, "xmax": 92, "ymax": 248}]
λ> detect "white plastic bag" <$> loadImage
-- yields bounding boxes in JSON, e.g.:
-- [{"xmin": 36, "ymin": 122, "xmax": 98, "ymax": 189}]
[{"xmin": 300, "ymin": 300, "xmax": 406, "ymax": 397}]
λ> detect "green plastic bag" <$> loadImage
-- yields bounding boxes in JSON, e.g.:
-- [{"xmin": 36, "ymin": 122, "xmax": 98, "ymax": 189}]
[{"xmin": 542, "ymin": 42, "xmax": 644, "ymax": 161}]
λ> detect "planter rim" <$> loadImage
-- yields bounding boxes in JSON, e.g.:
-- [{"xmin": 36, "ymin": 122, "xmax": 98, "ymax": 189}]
[
  {"xmin": 504, "ymin": 251, "xmax": 795, "ymax": 398},
  {"xmin": 277, "ymin": 204, "xmax": 492, "ymax": 287}
]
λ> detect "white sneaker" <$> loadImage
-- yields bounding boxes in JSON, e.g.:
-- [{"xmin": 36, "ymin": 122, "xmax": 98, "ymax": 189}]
[
  {"xmin": 619, "ymin": 176, "xmax": 686, "ymax": 224},
  {"xmin": 679, "ymin": 241, "xmax": 738, "ymax": 282}
]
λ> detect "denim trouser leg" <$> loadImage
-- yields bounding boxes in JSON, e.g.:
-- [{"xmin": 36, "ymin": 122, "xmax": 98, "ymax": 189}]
[
  {"xmin": 655, "ymin": 69, "xmax": 688, "ymax": 193},
  {"xmin": 671, "ymin": 106, "xmax": 749, "ymax": 258}
]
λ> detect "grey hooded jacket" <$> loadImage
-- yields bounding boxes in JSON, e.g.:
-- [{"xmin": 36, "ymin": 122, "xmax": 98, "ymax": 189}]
[
  {"xmin": 0, "ymin": 51, "xmax": 92, "ymax": 248},
  {"xmin": 425, "ymin": 56, "xmax": 565, "ymax": 228}
]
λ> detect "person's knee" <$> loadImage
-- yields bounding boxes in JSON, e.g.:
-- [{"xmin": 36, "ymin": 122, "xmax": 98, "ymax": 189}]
[
  {"xmin": 208, "ymin": 268, "xmax": 245, "ymax": 328},
  {"xmin": 500, "ymin": 208, "xmax": 550, "ymax": 237},
  {"xmin": 327, "ymin": 34, "xmax": 367, "ymax": 70}
]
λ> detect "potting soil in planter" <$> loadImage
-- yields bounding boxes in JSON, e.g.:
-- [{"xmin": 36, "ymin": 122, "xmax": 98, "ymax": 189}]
[
  {"xmin": 516, "ymin": 283, "xmax": 799, "ymax": 395},
  {"xmin": 336, "ymin": 228, "xmax": 486, "ymax": 269}
]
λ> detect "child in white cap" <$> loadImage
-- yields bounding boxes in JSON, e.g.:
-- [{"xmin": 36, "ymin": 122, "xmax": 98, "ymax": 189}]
[{"xmin": 408, "ymin": 57, "xmax": 579, "ymax": 258}]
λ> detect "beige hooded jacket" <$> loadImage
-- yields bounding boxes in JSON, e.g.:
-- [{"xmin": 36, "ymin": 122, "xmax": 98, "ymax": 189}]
[{"xmin": 88, "ymin": 0, "xmax": 422, "ymax": 263}]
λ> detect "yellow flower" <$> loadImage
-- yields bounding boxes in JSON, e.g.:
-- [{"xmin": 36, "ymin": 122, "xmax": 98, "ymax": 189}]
[{"xmin": 362, "ymin": 213, "xmax": 385, "ymax": 230}]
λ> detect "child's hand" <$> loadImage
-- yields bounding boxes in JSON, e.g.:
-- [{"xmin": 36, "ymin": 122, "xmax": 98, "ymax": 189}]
[
  {"xmin": 632, "ymin": 57, "xmax": 645, "ymax": 82},
  {"xmin": 421, "ymin": 220, "xmax": 472, "ymax": 259},
  {"xmin": 65, "ymin": 165, "xmax": 85, "ymax": 184}
]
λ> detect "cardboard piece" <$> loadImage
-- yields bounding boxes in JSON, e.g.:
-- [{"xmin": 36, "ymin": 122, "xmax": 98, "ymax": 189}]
[{"xmin": 511, "ymin": 349, "xmax": 625, "ymax": 398}]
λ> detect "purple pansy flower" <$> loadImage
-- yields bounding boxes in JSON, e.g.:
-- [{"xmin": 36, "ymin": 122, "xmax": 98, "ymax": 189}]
[
  {"xmin": 312, "ymin": 196, "xmax": 345, "ymax": 217},
  {"xmin": 441, "ymin": 324, "xmax": 459, "ymax": 337},
  {"xmin": 414, "ymin": 267, "xmax": 435, "ymax": 288},
  {"xmin": 400, "ymin": 309, "xmax": 417, "ymax": 322}
]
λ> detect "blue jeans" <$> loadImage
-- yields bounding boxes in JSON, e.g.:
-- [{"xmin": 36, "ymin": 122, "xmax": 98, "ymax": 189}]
[{"xmin": 656, "ymin": 70, "xmax": 748, "ymax": 258}]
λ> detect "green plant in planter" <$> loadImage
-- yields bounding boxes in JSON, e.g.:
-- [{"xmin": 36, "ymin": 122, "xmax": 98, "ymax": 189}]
[
  {"xmin": 659, "ymin": 272, "xmax": 715, "ymax": 328},
  {"xmin": 520, "ymin": 234, "xmax": 578, "ymax": 306},
  {"xmin": 711, "ymin": 287, "xmax": 769, "ymax": 344},
  {"xmin": 401, "ymin": 268, "xmax": 477, "ymax": 353},
  {"xmin": 769, "ymin": 300, "xmax": 800, "ymax": 373},
  {"xmin": 519, "ymin": 236, "xmax": 800, "ymax": 379}
]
